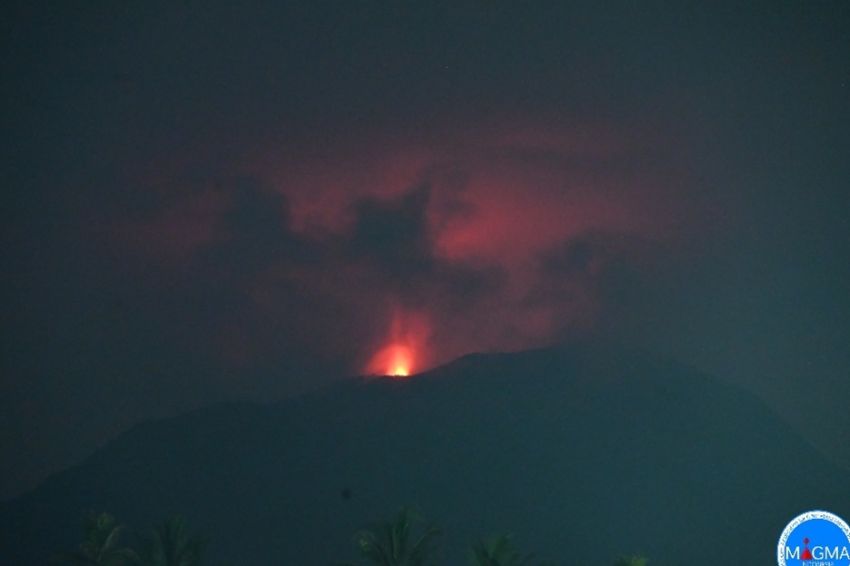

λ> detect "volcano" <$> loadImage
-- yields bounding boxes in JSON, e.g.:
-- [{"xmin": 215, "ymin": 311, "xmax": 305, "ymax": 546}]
[{"xmin": 2, "ymin": 343, "xmax": 848, "ymax": 565}]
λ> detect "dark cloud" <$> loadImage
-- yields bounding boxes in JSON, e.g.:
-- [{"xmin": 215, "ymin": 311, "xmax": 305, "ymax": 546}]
[
  {"xmin": 541, "ymin": 237, "xmax": 599, "ymax": 276},
  {"xmin": 192, "ymin": 177, "xmax": 315, "ymax": 281},
  {"xmin": 349, "ymin": 184, "xmax": 434, "ymax": 281}
]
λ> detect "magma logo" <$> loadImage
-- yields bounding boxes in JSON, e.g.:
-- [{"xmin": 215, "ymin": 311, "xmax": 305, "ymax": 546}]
[{"xmin": 778, "ymin": 510, "xmax": 850, "ymax": 566}]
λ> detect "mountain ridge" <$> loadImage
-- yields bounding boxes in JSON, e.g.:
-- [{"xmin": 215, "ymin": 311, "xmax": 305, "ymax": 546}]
[{"xmin": 2, "ymin": 344, "xmax": 847, "ymax": 565}]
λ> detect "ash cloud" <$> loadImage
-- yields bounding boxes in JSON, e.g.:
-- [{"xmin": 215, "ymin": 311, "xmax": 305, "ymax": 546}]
[{"xmin": 113, "ymin": 118, "xmax": 702, "ymax": 379}]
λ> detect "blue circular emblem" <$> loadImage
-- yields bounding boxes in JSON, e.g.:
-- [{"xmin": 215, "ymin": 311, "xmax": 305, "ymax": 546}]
[{"xmin": 778, "ymin": 510, "xmax": 850, "ymax": 566}]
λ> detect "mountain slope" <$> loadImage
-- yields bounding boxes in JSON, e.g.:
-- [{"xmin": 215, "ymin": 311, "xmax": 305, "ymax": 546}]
[{"xmin": 2, "ymin": 344, "xmax": 847, "ymax": 565}]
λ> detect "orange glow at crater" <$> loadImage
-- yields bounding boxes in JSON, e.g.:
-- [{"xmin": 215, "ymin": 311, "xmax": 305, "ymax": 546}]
[
  {"xmin": 365, "ymin": 308, "xmax": 430, "ymax": 377},
  {"xmin": 385, "ymin": 344, "xmax": 413, "ymax": 377}
]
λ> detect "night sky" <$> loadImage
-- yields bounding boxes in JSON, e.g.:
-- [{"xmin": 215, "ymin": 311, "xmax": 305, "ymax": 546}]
[{"xmin": 2, "ymin": 2, "xmax": 849, "ymax": 500}]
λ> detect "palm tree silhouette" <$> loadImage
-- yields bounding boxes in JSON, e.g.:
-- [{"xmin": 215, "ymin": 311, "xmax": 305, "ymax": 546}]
[
  {"xmin": 469, "ymin": 534, "xmax": 535, "ymax": 566},
  {"xmin": 613, "ymin": 556, "xmax": 648, "ymax": 566},
  {"xmin": 134, "ymin": 515, "xmax": 205, "ymax": 566},
  {"xmin": 55, "ymin": 512, "xmax": 138, "ymax": 566},
  {"xmin": 345, "ymin": 507, "xmax": 441, "ymax": 566}
]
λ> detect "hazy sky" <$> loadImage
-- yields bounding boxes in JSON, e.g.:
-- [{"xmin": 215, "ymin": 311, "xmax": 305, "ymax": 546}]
[{"xmin": 2, "ymin": 1, "xmax": 849, "ymax": 500}]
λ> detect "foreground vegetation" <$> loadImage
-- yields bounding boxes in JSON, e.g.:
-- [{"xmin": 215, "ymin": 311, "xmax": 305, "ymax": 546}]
[
  {"xmin": 56, "ymin": 508, "xmax": 648, "ymax": 565},
  {"xmin": 55, "ymin": 512, "xmax": 205, "ymax": 566},
  {"xmin": 341, "ymin": 508, "xmax": 648, "ymax": 566}
]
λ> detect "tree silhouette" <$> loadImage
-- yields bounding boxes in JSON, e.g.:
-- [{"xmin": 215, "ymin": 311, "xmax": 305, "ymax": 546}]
[
  {"xmin": 613, "ymin": 556, "xmax": 648, "ymax": 566},
  {"xmin": 134, "ymin": 515, "xmax": 205, "ymax": 566},
  {"xmin": 469, "ymin": 534, "xmax": 535, "ymax": 566},
  {"xmin": 345, "ymin": 507, "xmax": 440, "ymax": 566},
  {"xmin": 55, "ymin": 512, "xmax": 138, "ymax": 566}
]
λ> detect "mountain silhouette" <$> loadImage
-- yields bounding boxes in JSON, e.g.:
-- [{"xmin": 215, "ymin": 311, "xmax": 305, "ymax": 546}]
[{"xmin": 1, "ymin": 343, "xmax": 847, "ymax": 565}]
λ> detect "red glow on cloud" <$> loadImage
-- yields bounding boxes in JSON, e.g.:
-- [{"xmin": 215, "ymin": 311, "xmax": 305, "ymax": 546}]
[
  {"xmin": 250, "ymin": 119, "xmax": 675, "ymax": 262},
  {"xmin": 115, "ymin": 114, "xmax": 709, "ymax": 375}
]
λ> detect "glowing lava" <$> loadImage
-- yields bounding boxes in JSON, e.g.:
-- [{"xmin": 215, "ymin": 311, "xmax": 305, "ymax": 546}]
[
  {"xmin": 388, "ymin": 344, "xmax": 412, "ymax": 377},
  {"xmin": 369, "ymin": 343, "xmax": 413, "ymax": 377},
  {"xmin": 365, "ymin": 307, "xmax": 431, "ymax": 377}
]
